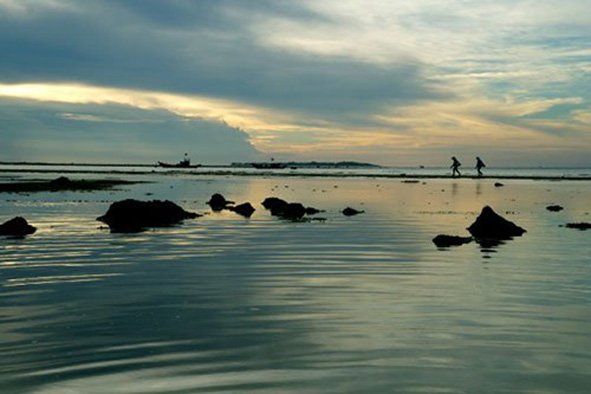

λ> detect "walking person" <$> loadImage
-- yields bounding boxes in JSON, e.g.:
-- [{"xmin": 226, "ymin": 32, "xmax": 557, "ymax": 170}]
[
  {"xmin": 450, "ymin": 156, "xmax": 461, "ymax": 177},
  {"xmin": 475, "ymin": 156, "xmax": 486, "ymax": 177}
]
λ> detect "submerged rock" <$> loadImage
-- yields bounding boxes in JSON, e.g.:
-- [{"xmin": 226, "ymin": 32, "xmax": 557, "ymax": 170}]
[
  {"xmin": 467, "ymin": 206, "xmax": 526, "ymax": 239},
  {"xmin": 262, "ymin": 197, "xmax": 288, "ymax": 213},
  {"xmin": 564, "ymin": 222, "xmax": 591, "ymax": 230},
  {"xmin": 97, "ymin": 199, "xmax": 199, "ymax": 232},
  {"xmin": 342, "ymin": 207, "xmax": 364, "ymax": 216},
  {"xmin": 49, "ymin": 176, "xmax": 73, "ymax": 187},
  {"xmin": 281, "ymin": 203, "xmax": 306, "ymax": 219},
  {"xmin": 432, "ymin": 234, "xmax": 473, "ymax": 247},
  {"xmin": 305, "ymin": 207, "xmax": 322, "ymax": 215},
  {"xmin": 0, "ymin": 216, "xmax": 36, "ymax": 236},
  {"xmin": 207, "ymin": 193, "xmax": 234, "ymax": 211},
  {"xmin": 228, "ymin": 202, "xmax": 256, "ymax": 217},
  {"xmin": 261, "ymin": 197, "xmax": 314, "ymax": 219},
  {"xmin": 546, "ymin": 205, "xmax": 564, "ymax": 212}
]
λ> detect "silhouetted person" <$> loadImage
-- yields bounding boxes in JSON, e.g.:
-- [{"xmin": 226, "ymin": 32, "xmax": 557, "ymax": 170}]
[
  {"xmin": 450, "ymin": 156, "xmax": 461, "ymax": 177},
  {"xmin": 475, "ymin": 156, "xmax": 486, "ymax": 177}
]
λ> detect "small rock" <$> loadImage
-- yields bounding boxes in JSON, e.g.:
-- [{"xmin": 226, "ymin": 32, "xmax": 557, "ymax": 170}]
[
  {"xmin": 282, "ymin": 203, "xmax": 306, "ymax": 219},
  {"xmin": 546, "ymin": 205, "xmax": 564, "ymax": 212},
  {"xmin": 228, "ymin": 202, "xmax": 256, "ymax": 217},
  {"xmin": 494, "ymin": 182, "xmax": 504, "ymax": 187},
  {"xmin": 207, "ymin": 193, "xmax": 234, "ymax": 211},
  {"xmin": 305, "ymin": 207, "xmax": 322, "ymax": 215},
  {"xmin": 0, "ymin": 217, "xmax": 37, "ymax": 236},
  {"xmin": 432, "ymin": 234, "xmax": 473, "ymax": 247},
  {"xmin": 262, "ymin": 197, "xmax": 308, "ymax": 219},
  {"xmin": 49, "ymin": 176, "xmax": 73, "ymax": 187},
  {"xmin": 467, "ymin": 206, "xmax": 526, "ymax": 239},
  {"xmin": 342, "ymin": 207, "xmax": 364, "ymax": 216},
  {"xmin": 97, "ymin": 199, "xmax": 199, "ymax": 233},
  {"xmin": 564, "ymin": 222, "xmax": 591, "ymax": 230},
  {"xmin": 262, "ymin": 197, "xmax": 288, "ymax": 212}
]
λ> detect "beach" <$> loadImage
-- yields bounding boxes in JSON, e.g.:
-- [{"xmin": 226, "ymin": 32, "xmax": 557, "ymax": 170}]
[{"xmin": 1, "ymin": 167, "xmax": 591, "ymax": 393}]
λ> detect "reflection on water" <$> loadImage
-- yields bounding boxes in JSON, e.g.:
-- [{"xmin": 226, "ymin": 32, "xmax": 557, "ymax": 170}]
[{"xmin": 1, "ymin": 176, "xmax": 591, "ymax": 393}]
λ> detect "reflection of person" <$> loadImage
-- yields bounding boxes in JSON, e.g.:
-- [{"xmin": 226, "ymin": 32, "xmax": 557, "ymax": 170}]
[
  {"xmin": 450, "ymin": 156, "xmax": 461, "ymax": 177},
  {"xmin": 475, "ymin": 157, "xmax": 486, "ymax": 177}
]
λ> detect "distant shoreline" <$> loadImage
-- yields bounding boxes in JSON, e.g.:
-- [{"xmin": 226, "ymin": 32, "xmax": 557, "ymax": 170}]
[{"xmin": 1, "ymin": 167, "xmax": 590, "ymax": 181}]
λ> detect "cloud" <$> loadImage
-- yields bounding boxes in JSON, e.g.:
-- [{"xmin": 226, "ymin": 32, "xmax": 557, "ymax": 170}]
[
  {"xmin": 0, "ymin": 0, "xmax": 589, "ymax": 165},
  {"xmin": 0, "ymin": 98, "xmax": 259, "ymax": 163},
  {"xmin": 0, "ymin": 0, "xmax": 438, "ymax": 117}
]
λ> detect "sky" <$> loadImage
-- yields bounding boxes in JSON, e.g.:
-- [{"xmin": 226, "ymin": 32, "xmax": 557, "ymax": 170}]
[{"xmin": 1, "ymin": 0, "xmax": 590, "ymax": 166}]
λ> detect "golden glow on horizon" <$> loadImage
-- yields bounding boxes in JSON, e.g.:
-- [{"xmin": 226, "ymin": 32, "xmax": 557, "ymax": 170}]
[
  {"xmin": 0, "ymin": 81, "xmax": 588, "ymax": 159},
  {"xmin": 0, "ymin": 82, "xmax": 290, "ymax": 130}
]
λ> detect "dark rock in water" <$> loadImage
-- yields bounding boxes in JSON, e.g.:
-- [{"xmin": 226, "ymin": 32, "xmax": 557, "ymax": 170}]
[
  {"xmin": 281, "ymin": 203, "xmax": 306, "ymax": 219},
  {"xmin": 494, "ymin": 182, "xmax": 504, "ymax": 187},
  {"xmin": 342, "ymin": 207, "xmax": 364, "ymax": 216},
  {"xmin": 97, "ymin": 199, "xmax": 199, "ymax": 232},
  {"xmin": 207, "ymin": 193, "xmax": 234, "ymax": 211},
  {"xmin": 305, "ymin": 207, "xmax": 322, "ymax": 215},
  {"xmin": 564, "ymin": 222, "xmax": 591, "ymax": 230},
  {"xmin": 229, "ymin": 202, "xmax": 256, "ymax": 217},
  {"xmin": 467, "ymin": 206, "xmax": 526, "ymax": 239},
  {"xmin": 49, "ymin": 176, "xmax": 73, "ymax": 187},
  {"xmin": 262, "ymin": 197, "xmax": 288, "ymax": 212},
  {"xmin": 0, "ymin": 216, "xmax": 37, "ymax": 236},
  {"xmin": 262, "ymin": 197, "xmax": 317, "ymax": 219},
  {"xmin": 546, "ymin": 205, "xmax": 564, "ymax": 212},
  {"xmin": 432, "ymin": 234, "xmax": 472, "ymax": 247}
]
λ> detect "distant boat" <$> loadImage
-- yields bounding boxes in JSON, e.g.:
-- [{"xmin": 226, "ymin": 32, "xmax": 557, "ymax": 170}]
[
  {"xmin": 157, "ymin": 154, "xmax": 200, "ymax": 168},
  {"xmin": 252, "ymin": 162, "xmax": 287, "ymax": 169},
  {"xmin": 157, "ymin": 161, "xmax": 201, "ymax": 168}
]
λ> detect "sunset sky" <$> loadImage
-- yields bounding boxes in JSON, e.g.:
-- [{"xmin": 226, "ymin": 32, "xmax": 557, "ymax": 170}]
[{"xmin": 1, "ymin": 0, "xmax": 590, "ymax": 165}]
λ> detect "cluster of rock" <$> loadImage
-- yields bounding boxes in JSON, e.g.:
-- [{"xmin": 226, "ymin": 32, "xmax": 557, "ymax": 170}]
[
  {"xmin": 433, "ymin": 205, "xmax": 526, "ymax": 248},
  {"xmin": 207, "ymin": 193, "xmax": 256, "ymax": 217},
  {"xmin": 262, "ymin": 197, "xmax": 321, "ymax": 220},
  {"xmin": 3, "ymin": 190, "xmax": 369, "ymax": 237}
]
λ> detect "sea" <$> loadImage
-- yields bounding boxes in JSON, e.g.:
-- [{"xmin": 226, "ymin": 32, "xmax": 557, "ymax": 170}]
[{"xmin": 1, "ymin": 164, "xmax": 590, "ymax": 393}]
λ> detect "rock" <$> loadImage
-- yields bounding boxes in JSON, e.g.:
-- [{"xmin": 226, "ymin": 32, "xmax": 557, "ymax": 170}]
[
  {"xmin": 0, "ymin": 216, "xmax": 37, "ymax": 236},
  {"xmin": 262, "ymin": 197, "xmax": 288, "ymax": 212},
  {"xmin": 97, "ymin": 199, "xmax": 199, "ymax": 232},
  {"xmin": 262, "ymin": 197, "xmax": 320, "ymax": 220},
  {"xmin": 207, "ymin": 193, "xmax": 233, "ymax": 211},
  {"xmin": 564, "ymin": 222, "xmax": 591, "ymax": 230},
  {"xmin": 228, "ymin": 202, "xmax": 256, "ymax": 217},
  {"xmin": 305, "ymin": 207, "xmax": 321, "ymax": 215},
  {"xmin": 281, "ymin": 203, "xmax": 306, "ymax": 219},
  {"xmin": 432, "ymin": 234, "xmax": 473, "ymax": 247},
  {"xmin": 467, "ymin": 206, "xmax": 526, "ymax": 239},
  {"xmin": 546, "ymin": 205, "xmax": 564, "ymax": 212},
  {"xmin": 342, "ymin": 207, "xmax": 364, "ymax": 216},
  {"xmin": 494, "ymin": 182, "xmax": 504, "ymax": 187},
  {"xmin": 261, "ymin": 197, "xmax": 307, "ymax": 219},
  {"xmin": 49, "ymin": 176, "xmax": 73, "ymax": 187}
]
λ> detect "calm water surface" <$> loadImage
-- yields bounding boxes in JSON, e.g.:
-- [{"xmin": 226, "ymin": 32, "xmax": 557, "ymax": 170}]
[{"xmin": 1, "ymin": 173, "xmax": 590, "ymax": 393}]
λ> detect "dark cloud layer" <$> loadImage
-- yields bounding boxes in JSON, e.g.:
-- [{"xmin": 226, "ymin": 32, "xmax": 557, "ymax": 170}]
[
  {"xmin": 0, "ymin": 99, "xmax": 258, "ymax": 163},
  {"xmin": 0, "ymin": 1, "xmax": 438, "ymax": 116}
]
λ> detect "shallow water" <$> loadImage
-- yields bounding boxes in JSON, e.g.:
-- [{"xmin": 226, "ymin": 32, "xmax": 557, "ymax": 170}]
[
  {"xmin": 2, "ymin": 163, "xmax": 591, "ymax": 179},
  {"xmin": 1, "ymin": 173, "xmax": 590, "ymax": 393}
]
